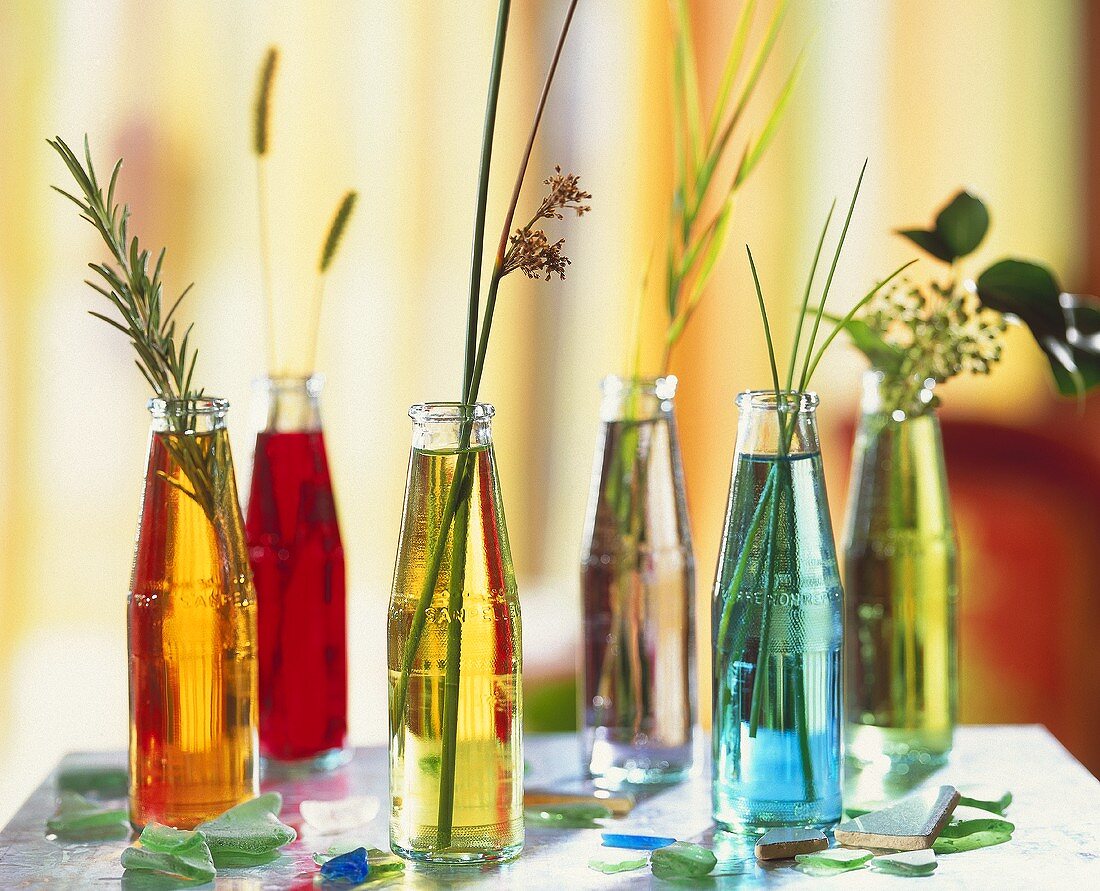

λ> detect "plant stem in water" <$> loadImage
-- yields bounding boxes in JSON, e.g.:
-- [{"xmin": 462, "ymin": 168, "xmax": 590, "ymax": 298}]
[{"xmin": 436, "ymin": 493, "xmax": 471, "ymax": 846}]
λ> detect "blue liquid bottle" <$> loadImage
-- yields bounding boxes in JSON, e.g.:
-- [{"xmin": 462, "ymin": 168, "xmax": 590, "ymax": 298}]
[{"xmin": 711, "ymin": 391, "xmax": 842, "ymax": 832}]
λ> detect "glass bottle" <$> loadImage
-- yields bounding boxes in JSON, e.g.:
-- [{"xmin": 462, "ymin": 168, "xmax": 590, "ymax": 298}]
[
  {"xmin": 246, "ymin": 375, "xmax": 348, "ymax": 769},
  {"xmin": 843, "ymin": 370, "xmax": 958, "ymax": 779},
  {"xmin": 128, "ymin": 398, "xmax": 259, "ymax": 829},
  {"xmin": 387, "ymin": 403, "xmax": 523, "ymax": 863},
  {"xmin": 580, "ymin": 375, "xmax": 695, "ymax": 785},
  {"xmin": 711, "ymin": 391, "xmax": 842, "ymax": 832}
]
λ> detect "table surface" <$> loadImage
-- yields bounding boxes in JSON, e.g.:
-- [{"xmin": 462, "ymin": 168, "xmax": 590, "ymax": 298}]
[{"xmin": 1, "ymin": 727, "xmax": 1098, "ymax": 889}]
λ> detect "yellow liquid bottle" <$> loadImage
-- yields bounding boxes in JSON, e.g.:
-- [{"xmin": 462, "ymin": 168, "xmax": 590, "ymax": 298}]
[
  {"xmin": 387, "ymin": 402, "xmax": 523, "ymax": 863},
  {"xmin": 128, "ymin": 398, "xmax": 259, "ymax": 829},
  {"xmin": 843, "ymin": 371, "xmax": 958, "ymax": 800}
]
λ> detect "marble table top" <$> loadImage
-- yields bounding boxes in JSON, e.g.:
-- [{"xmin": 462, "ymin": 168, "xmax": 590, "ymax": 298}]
[{"xmin": 1, "ymin": 727, "xmax": 1098, "ymax": 889}]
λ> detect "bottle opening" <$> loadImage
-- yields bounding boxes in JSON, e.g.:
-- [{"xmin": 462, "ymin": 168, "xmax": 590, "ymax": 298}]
[
  {"xmin": 408, "ymin": 402, "xmax": 496, "ymax": 424},
  {"xmin": 736, "ymin": 390, "xmax": 819, "ymax": 413},
  {"xmin": 600, "ymin": 374, "xmax": 678, "ymax": 401},
  {"xmin": 148, "ymin": 396, "xmax": 230, "ymax": 418},
  {"xmin": 255, "ymin": 374, "xmax": 325, "ymax": 398}
]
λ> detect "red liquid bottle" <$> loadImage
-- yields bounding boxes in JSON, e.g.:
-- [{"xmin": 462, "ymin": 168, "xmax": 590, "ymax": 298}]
[{"xmin": 246, "ymin": 375, "xmax": 348, "ymax": 768}]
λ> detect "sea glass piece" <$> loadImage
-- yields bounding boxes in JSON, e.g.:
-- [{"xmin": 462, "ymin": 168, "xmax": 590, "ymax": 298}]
[
  {"xmin": 300, "ymin": 796, "xmax": 379, "ymax": 833},
  {"xmin": 650, "ymin": 842, "xmax": 717, "ymax": 879},
  {"xmin": 940, "ymin": 806, "xmax": 1014, "ymax": 838},
  {"xmin": 121, "ymin": 823, "xmax": 216, "ymax": 883},
  {"xmin": 46, "ymin": 791, "xmax": 130, "ymax": 841},
  {"xmin": 588, "ymin": 857, "xmax": 648, "ymax": 874},
  {"xmin": 795, "ymin": 848, "xmax": 874, "ymax": 877},
  {"xmin": 871, "ymin": 849, "xmax": 938, "ymax": 876},
  {"xmin": 319, "ymin": 846, "xmax": 369, "ymax": 883},
  {"xmin": 524, "ymin": 803, "xmax": 612, "ymax": 828},
  {"xmin": 57, "ymin": 763, "xmax": 128, "ymax": 799},
  {"xmin": 602, "ymin": 832, "xmax": 676, "ymax": 851},
  {"xmin": 195, "ymin": 792, "xmax": 296, "ymax": 859},
  {"xmin": 934, "ymin": 828, "xmax": 1013, "ymax": 855},
  {"xmin": 834, "ymin": 785, "xmax": 959, "ymax": 851},
  {"xmin": 957, "ymin": 787, "xmax": 1013, "ymax": 815},
  {"xmin": 754, "ymin": 828, "xmax": 829, "ymax": 861},
  {"xmin": 313, "ymin": 845, "xmax": 404, "ymax": 877}
]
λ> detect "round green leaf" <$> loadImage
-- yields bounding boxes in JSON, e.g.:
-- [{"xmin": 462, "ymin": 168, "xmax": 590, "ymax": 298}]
[{"xmin": 935, "ymin": 191, "xmax": 989, "ymax": 259}]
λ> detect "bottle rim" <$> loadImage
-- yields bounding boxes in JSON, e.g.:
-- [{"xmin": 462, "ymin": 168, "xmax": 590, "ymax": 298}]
[
  {"xmin": 254, "ymin": 373, "xmax": 325, "ymax": 397},
  {"xmin": 408, "ymin": 401, "xmax": 495, "ymax": 423},
  {"xmin": 600, "ymin": 374, "xmax": 678, "ymax": 400},
  {"xmin": 736, "ymin": 390, "xmax": 819, "ymax": 413},
  {"xmin": 148, "ymin": 396, "xmax": 230, "ymax": 417}
]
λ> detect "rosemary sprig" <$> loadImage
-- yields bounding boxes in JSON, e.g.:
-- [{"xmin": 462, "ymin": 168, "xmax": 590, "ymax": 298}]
[
  {"xmin": 252, "ymin": 46, "xmax": 357, "ymax": 376},
  {"xmin": 49, "ymin": 136, "xmax": 224, "ymax": 521}
]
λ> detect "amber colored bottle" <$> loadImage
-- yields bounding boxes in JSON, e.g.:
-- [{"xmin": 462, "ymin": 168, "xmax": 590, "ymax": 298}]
[{"xmin": 128, "ymin": 398, "xmax": 259, "ymax": 829}]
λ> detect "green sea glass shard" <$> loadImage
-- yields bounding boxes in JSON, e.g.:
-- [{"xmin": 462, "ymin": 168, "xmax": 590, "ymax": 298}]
[
  {"xmin": 650, "ymin": 841, "xmax": 717, "ymax": 879},
  {"xmin": 871, "ymin": 849, "xmax": 938, "ymax": 876},
  {"xmin": 524, "ymin": 803, "xmax": 612, "ymax": 828},
  {"xmin": 933, "ymin": 829, "xmax": 1012, "ymax": 854},
  {"xmin": 795, "ymin": 847, "xmax": 874, "ymax": 876},
  {"xmin": 957, "ymin": 788, "xmax": 1013, "ymax": 816},
  {"xmin": 121, "ymin": 823, "xmax": 216, "ymax": 883},
  {"xmin": 939, "ymin": 810, "xmax": 1014, "ymax": 839},
  {"xmin": 195, "ymin": 792, "xmax": 296, "ymax": 860},
  {"xmin": 57, "ymin": 764, "xmax": 129, "ymax": 798},
  {"xmin": 46, "ymin": 791, "xmax": 130, "ymax": 841},
  {"xmin": 588, "ymin": 857, "xmax": 648, "ymax": 874}
]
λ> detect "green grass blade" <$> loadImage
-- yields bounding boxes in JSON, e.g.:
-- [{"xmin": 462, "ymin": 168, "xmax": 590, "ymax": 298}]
[
  {"xmin": 706, "ymin": 0, "xmax": 758, "ymax": 149},
  {"xmin": 802, "ymin": 258, "xmax": 917, "ymax": 386},
  {"xmin": 797, "ymin": 159, "xmax": 867, "ymax": 392},
  {"xmin": 734, "ymin": 45, "xmax": 806, "ymax": 188},
  {"xmin": 747, "ymin": 244, "xmax": 781, "ymax": 397},
  {"xmin": 786, "ymin": 199, "xmax": 835, "ymax": 391},
  {"xmin": 672, "ymin": 0, "xmax": 703, "ymax": 169}
]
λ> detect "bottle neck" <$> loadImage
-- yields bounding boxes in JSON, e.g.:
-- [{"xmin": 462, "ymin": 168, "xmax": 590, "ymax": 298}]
[
  {"xmin": 256, "ymin": 375, "xmax": 323, "ymax": 433},
  {"xmin": 409, "ymin": 403, "xmax": 495, "ymax": 452},
  {"xmin": 734, "ymin": 391, "xmax": 821, "ymax": 456},
  {"xmin": 149, "ymin": 397, "xmax": 230, "ymax": 435},
  {"xmin": 861, "ymin": 367, "xmax": 938, "ymax": 421},
  {"xmin": 599, "ymin": 375, "xmax": 677, "ymax": 422}
]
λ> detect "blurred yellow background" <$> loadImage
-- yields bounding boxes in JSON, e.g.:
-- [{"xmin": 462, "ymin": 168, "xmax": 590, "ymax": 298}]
[{"xmin": 0, "ymin": 0, "xmax": 1090, "ymax": 824}]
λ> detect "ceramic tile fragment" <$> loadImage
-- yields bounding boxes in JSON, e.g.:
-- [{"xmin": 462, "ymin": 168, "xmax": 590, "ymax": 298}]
[
  {"xmin": 300, "ymin": 796, "xmax": 379, "ymax": 833},
  {"xmin": 602, "ymin": 832, "xmax": 676, "ymax": 851},
  {"xmin": 650, "ymin": 841, "xmax": 717, "ymax": 879},
  {"xmin": 754, "ymin": 827, "xmax": 828, "ymax": 861},
  {"xmin": 871, "ymin": 848, "xmax": 938, "ymax": 876},
  {"xmin": 525, "ymin": 790, "xmax": 634, "ymax": 816},
  {"xmin": 834, "ymin": 785, "xmax": 959, "ymax": 851}
]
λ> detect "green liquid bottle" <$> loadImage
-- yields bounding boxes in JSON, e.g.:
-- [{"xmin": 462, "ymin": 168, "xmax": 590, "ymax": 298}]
[
  {"xmin": 387, "ymin": 402, "xmax": 523, "ymax": 864},
  {"xmin": 843, "ymin": 370, "xmax": 958, "ymax": 797}
]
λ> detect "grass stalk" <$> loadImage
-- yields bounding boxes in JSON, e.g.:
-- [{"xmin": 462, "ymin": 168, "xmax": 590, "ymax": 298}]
[{"xmin": 463, "ymin": 0, "xmax": 512, "ymax": 402}]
